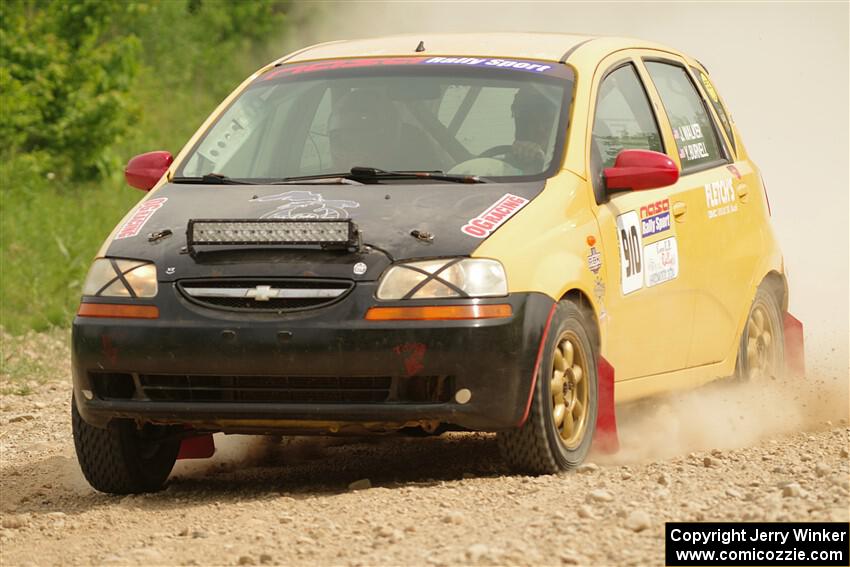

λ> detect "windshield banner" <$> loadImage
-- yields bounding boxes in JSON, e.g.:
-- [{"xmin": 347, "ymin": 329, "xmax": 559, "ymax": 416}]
[{"xmin": 260, "ymin": 56, "xmax": 571, "ymax": 82}]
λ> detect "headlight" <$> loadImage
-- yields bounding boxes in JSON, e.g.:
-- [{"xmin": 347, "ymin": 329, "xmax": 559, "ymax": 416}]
[
  {"xmin": 82, "ymin": 258, "xmax": 158, "ymax": 298},
  {"xmin": 376, "ymin": 258, "xmax": 507, "ymax": 300}
]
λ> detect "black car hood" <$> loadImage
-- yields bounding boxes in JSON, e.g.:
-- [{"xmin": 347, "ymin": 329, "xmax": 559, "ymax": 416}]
[{"xmin": 106, "ymin": 181, "xmax": 545, "ymax": 282}]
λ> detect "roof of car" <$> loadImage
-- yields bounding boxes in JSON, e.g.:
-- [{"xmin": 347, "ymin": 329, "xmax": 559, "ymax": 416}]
[{"xmin": 279, "ymin": 32, "xmax": 678, "ymax": 65}]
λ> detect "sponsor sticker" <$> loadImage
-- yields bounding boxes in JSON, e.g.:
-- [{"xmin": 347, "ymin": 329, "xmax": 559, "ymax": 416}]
[
  {"xmin": 260, "ymin": 56, "xmax": 569, "ymax": 82},
  {"xmin": 587, "ymin": 246, "xmax": 602, "ymax": 274},
  {"xmin": 616, "ymin": 210, "xmax": 643, "ymax": 295},
  {"xmin": 115, "ymin": 197, "xmax": 168, "ymax": 240},
  {"xmin": 261, "ymin": 57, "xmax": 422, "ymax": 80},
  {"xmin": 423, "ymin": 57, "xmax": 553, "ymax": 73},
  {"xmin": 704, "ymin": 178, "xmax": 738, "ymax": 219},
  {"xmin": 640, "ymin": 198, "xmax": 671, "ymax": 238},
  {"xmin": 251, "ymin": 190, "xmax": 359, "ymax": 219},
  {"xmin": 727, "ymin": 164, "xmax": 742, "ymax": 180},
  {"xmin": 643, "ymin": 237, "xmax": 679, "ymax": 287},
  {"xmin": 699, "ymin": 72, "xmax": 720, "ymax": 104},
  {"xmin": 461, "ymin": 193, "xmax": 529, "ymax": 238}
]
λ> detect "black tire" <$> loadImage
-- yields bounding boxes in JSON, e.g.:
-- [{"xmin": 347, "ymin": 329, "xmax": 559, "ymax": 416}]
[
  {"xmin": 498, "ymin": 300, "xmax": 598, "ymax": 474},
  {"xmin": 736, "ymin": 284, "xmax": 785, "ymax": 382},
  {"xmin": 72, "ymin": 396, "xmax": 180, "ymax": 494}
]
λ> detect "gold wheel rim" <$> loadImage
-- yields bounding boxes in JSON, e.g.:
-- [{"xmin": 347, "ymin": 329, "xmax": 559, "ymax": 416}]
[
  {"xmin": 746, "ymin": 303, "xmax": 777, "ymax": 381},
  {"xmin": 550, "ymin": 331, "xmax": 589, "ymax": 449}
]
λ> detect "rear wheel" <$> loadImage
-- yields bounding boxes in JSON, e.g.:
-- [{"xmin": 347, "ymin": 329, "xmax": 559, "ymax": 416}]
[
  {"xmin": 72, "ymin": 396, "xmax": 180, "ymax": 494},
  {"xmin": 736, "ymin": 285, "xmax": 784, "ymax": 382},
  {"xmin": 498, "ymin": 301, "xmax": 598, "ymax": 474}
]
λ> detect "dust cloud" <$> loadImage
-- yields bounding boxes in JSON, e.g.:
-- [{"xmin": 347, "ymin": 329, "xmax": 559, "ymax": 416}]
[
  {"xmin": 597, "ymin": 370, "xmax": 848, "ymax": 464},
  {"xmin": 263, "ymin": 3, "xmax": 850, "ymax": 463}
]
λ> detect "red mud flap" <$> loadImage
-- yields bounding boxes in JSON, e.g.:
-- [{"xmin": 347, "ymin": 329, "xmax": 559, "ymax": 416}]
[
  {"xmin": 177, "ymin": 433, "xmax": 216, "ymax": 460},
  {"xmin": 592, "ymin": 355, "xmax": 618, "ymax": 454},
  {"xmin": 784, "ymin": 312, "xmax": 805, "ymax": 377}
]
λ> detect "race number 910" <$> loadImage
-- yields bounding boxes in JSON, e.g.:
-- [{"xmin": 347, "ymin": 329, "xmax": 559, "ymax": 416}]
[{"xmin": 616, "ymin": 211, "xmax": 644, "ymax": 295}]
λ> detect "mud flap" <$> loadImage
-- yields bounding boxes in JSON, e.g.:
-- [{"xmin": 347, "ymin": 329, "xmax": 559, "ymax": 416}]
[
  {"xmin": 592, "ymin": 355, "xmax": 618, "ymax": 453},
  {"xmin": 783, "ymin": 312, "xmax": 805, "ymax": 378},
  {"xmin": 177, "ymin": 433, "xmax": 216, "ymax": 460}
]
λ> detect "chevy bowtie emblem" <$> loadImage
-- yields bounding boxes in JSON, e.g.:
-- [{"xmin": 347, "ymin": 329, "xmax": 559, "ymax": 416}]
[{"xmin": 246, "ymin": 285, "xmax": 275, "ymax": 301}]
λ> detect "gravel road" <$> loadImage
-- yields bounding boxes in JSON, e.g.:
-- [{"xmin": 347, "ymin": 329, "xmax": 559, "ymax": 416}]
[{"xmin": 1, "ymin": 331, "xmax": 848, "ymax": 566}]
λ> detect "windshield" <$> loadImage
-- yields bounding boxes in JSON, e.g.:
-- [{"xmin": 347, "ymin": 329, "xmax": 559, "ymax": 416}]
[{"xmin": 177, "ymin": 56, "xmax": 575, "ymax": 182}]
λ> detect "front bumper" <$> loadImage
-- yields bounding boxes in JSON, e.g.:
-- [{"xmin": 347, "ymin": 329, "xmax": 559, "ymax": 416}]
[{"xmin": 72, "ymin": 282, "xmax": 554, "ymax": 432}]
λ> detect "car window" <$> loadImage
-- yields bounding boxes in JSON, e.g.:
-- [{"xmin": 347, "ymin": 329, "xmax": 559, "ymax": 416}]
[
  {"xmin": 178, "ymin": 57, "xmax": 575, "ymax": 183},
  {"xmin": 691, "ymin": 66, "xmax": 736, "ymax": 155},
  {"xmin": 644, "ymin": 61, "xmax": 727, "ymax": 172},
  {"xmin": 590, "ymin": 63, "xmax": 663, "ymax": 200}
]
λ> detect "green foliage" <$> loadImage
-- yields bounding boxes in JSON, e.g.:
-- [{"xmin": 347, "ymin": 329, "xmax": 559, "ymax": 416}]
[
  {"xmin": 1, "ymin": 0, "xmax": 308, "ymax": 333},
  {"xmin": 1, "ymin": 0, "xmax": 142, "ymax": 180}
]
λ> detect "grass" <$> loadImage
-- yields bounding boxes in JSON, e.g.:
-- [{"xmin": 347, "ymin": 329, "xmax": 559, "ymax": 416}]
[
  {"xmin": 1, "ymin": 169, "xmax": 143, "ymax": 334},
  {"xmin": 0, "ymin": 327, "xmax": 69, "ymax": 395}
]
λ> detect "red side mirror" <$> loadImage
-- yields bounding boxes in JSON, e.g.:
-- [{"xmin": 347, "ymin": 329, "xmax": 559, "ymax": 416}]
[
  {"xmin": 124, "ymin": 151, "xmax": 173, "ymax": 191},
  {"xmin": 603, "ymin": 149, "xmax": 679, "ymax": 192}
]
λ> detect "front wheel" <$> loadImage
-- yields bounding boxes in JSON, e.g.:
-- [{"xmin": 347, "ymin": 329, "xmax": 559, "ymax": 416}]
[
  {"xmin": 498, "ymin": 300, "xmax": 598, "ymax": 474},
  {"xmin": 72, "ymin": 396, "xmax": 180, "ymax": 494}
]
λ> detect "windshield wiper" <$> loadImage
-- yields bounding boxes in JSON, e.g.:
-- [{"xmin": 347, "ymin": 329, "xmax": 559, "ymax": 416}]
[
  {"xmin": 172, "ymin": 173, "xmax": 257, "ymax": 185},
  {"xmin": 349, "ymin": 167, "xmax": 486, "ymax": 184},
  {"xmin": 272, "ymin": 167, "xmax": 486, "ymax": 185}
]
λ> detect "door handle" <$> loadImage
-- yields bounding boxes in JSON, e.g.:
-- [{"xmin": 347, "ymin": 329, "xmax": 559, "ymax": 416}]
[
  {"xmin": 672, "ymin": 201, "xmax": 687, "ymax": 221},
  {"xmin": 736, "ymin": 183, "xmax": 749, "ymax": 202}
]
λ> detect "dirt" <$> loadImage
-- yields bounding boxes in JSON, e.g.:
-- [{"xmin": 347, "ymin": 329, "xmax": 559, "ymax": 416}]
[{"xmin": 0, "ymin": 331, "xmax": 848, "ymax": 567}]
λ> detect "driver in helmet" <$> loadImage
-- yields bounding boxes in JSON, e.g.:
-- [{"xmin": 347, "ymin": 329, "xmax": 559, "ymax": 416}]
[
  {"xmin": 507, "ymin": 88, "xmax": 558, "ymax": 173},
  {"xmin": 327, "ymin": 89, "xmax": 400, "ymax": 171}
]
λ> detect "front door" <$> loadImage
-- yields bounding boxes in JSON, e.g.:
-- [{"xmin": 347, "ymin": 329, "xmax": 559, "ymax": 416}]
[{"xmin": 589, "ymin": 59, "xmax": 696, "ymax": 380}]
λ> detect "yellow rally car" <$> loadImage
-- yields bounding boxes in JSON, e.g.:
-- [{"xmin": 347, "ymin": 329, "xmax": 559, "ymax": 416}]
[{"xmin": 72, "ymin": 33, "xmax": 804, "ymax": 493}]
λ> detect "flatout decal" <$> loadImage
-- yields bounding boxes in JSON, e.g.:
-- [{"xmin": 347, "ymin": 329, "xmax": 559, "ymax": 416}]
[
  {"xmin": 251, "ymin": 191, "xmax": 359, "ymax": 219},
  {"xmin": 115, "ymin": 197, "xmax": 168, "ymax": 240},
  {"xmin": 461, "ymin": 193, "xmax": 529, "ymax": 239}
]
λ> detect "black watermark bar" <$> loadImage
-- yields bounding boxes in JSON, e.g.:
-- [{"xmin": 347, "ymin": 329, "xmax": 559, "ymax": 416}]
[{"xmin": 666, "ymin": 522, "xmax": 849, "ymax": 566}]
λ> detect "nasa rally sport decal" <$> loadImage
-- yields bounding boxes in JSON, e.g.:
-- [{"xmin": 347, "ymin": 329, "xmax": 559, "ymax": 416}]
[
  {"xmin": 461, "ymin": 193, "xmax": 529, "ymax": 238},
  {"xmin": 616, "ymin": 210, "xmax": 643, "ymax": 294},
  {"xmin": 640, "ymin": 199, "xmax": 671, "ymax": 238}
]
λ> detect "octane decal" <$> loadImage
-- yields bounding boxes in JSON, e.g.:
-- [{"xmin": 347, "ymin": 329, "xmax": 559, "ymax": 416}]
[
  {"xmin": 643, "ymin": 237, "xmax": 679, "ymax": 287},
  {"xmin": 423, "ymin": 57, "xmax": 553, "ymax": 73},
  {"xmin": 704, "ymin": 178, "xmax": 738, "ymax": 219},
  {"xmin": 615, "ymin": 211, "xmax": 643, "ymax": 295},
  {"xmin": 640, "ymin": 198, "xmax": 671, "ymax": 238},
  {"xmin": 461, "ymin": 193, "xmax": 529, "ymax": 238},
  {"xmin": 114, "ymin": 197, "xmax": 168, "ymax": 240},
  {"xmin": 251, "ymin": 191, "xmax": 359, "ymax": 219}
]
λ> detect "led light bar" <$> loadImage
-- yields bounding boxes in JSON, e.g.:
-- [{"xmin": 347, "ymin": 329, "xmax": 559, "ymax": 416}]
[{"xmin": 187, "ymin": 219, "xmax": 356, "ymax": 255}]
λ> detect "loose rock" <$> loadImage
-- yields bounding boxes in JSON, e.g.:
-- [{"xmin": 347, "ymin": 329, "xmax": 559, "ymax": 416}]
[{"xmin": 625, "ymin": 510, "xmax": 651, "ymax": 532}]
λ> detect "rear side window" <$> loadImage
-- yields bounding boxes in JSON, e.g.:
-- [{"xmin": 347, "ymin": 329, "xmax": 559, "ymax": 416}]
[
  {"xmin": 644, "ymin": 61, "xmax": 727, "ymax": 173},
  {"xmin": 590, "ymin": 63, "xmax": 663, "ymax": 198},
  {"xmin": 691, "ymin": 67, "xmax": 736, "ymax": 154}
]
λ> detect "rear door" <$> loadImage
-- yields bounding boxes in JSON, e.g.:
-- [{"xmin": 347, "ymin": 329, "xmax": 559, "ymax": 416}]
[
  {"xmin": 640, "ymin": 57, "xmax": 759, "ymax": 367},
  {"xmin": 589, "ymin": 56, "xmax": 697, "ymax": 380}
]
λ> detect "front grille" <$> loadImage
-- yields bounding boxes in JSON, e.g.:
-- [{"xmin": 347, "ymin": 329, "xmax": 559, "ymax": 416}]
[
  {"xmin": 90, "ymin": 373, "xmax": 454, "ymax": 405},
  {"xmin": 178, "ymin": 278, "xmax": 353, "ymax": 312}
]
